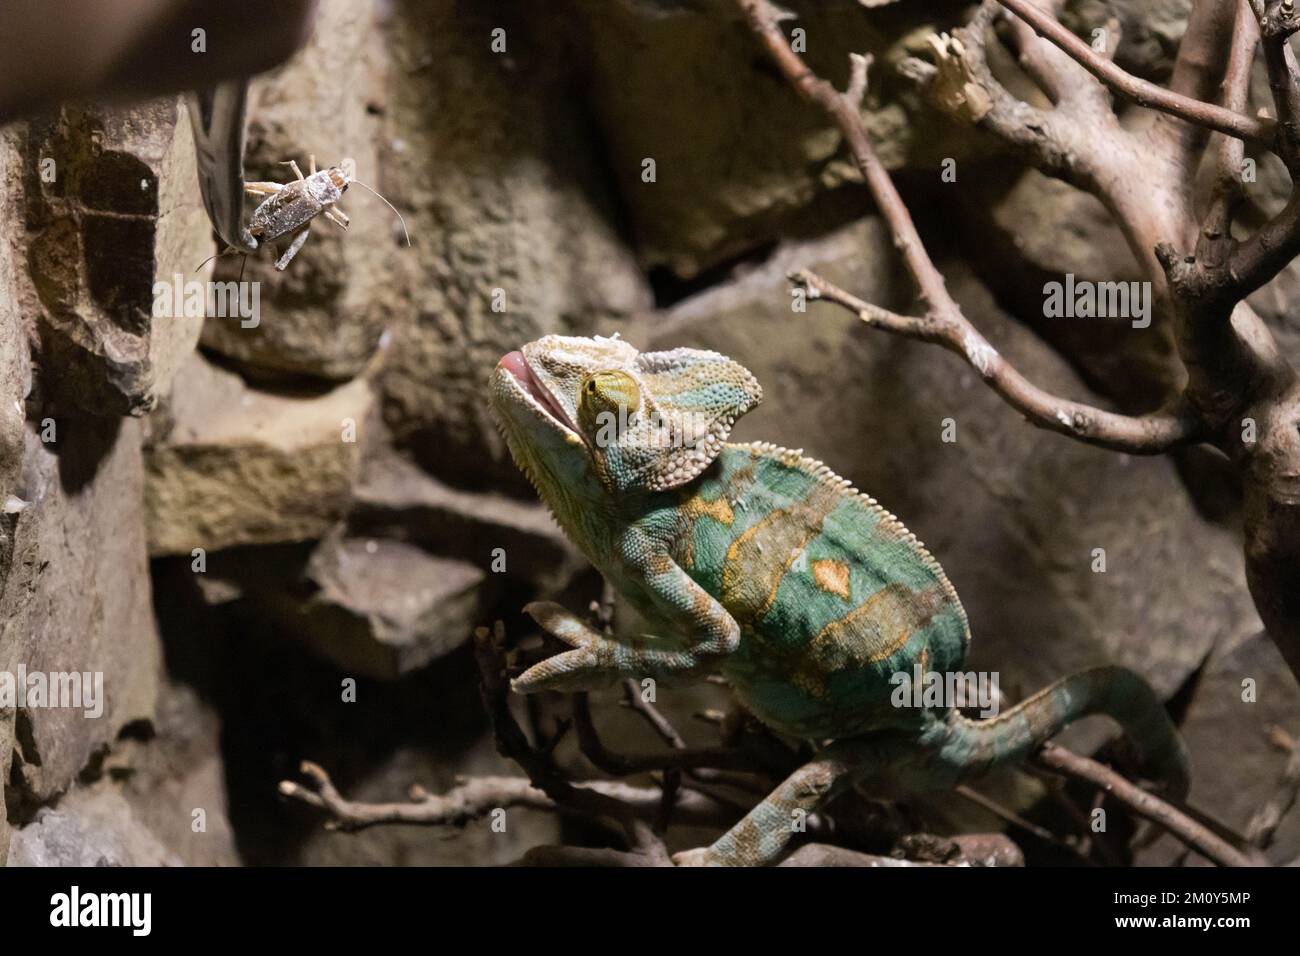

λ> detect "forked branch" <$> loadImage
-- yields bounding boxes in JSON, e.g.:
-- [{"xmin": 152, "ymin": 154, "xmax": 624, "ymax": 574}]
[
  {"xmin": 737, "ymin": 0, "xmax": 1199, "ymax": 454},
  {"xmin": 1033, "ymin": 744, "xmax": 1260, "ymax": 868},
  {"xmin": 278, "ymin": 760, "xmax": 734, "ymax": 832},
  {"xmin": 995, "ymin": 0, "xmax": 1274, "ymax": 145}
]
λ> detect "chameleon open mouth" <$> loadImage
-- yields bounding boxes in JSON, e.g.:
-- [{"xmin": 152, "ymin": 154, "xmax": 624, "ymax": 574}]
[{"xmin": 498, "ymin": 350, "xmax": 579, "ymax": 433}]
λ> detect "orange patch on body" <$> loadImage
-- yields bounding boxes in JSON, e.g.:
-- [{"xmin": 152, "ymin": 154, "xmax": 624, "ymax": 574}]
[
  {"xmin": 722, "ymin": 484, "xmax": 843, "ymax": 625},
  {"xmin": 677, "ymin": 493, "xmax": 736, "ymax": 568},
  {"xmin": 812, "ymin": 559, "xmax": 851, "ymax": 600},
  {"xmin": 683, "ymin": 494, "xmax": 735, "ymax": 527},
  {"xmin": 810, "ymin": 582, "xmax": 949, "ymax": 667}
]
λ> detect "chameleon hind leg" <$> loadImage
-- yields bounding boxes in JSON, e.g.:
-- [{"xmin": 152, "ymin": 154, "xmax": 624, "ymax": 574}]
[{"xmin": 674, "ymin": 740, "xmax": 877, "ymax": 867}]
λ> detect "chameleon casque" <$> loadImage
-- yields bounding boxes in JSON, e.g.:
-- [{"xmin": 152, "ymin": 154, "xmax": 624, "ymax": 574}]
[{"xmin": 490, "ymin": 334, "xmax": 1189, "ymax": 866}]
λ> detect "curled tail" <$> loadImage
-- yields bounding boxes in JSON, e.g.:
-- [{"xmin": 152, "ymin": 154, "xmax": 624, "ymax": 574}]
[{"xmin": 937, "ymin": 665, "xmax": 1189, "ymax": 800}]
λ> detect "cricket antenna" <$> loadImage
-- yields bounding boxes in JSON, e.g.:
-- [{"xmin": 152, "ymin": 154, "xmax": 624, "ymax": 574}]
[
  {"xmin": 350, "ymin": 179, "xmax": 411, "ymax": 247},
  {"xmin": 194, "ymin": 250, "xmax": 224, "ymax": 272},
  {"xmin": 194, "ymin": 246, "xmax": 247, "ymax": 274}
]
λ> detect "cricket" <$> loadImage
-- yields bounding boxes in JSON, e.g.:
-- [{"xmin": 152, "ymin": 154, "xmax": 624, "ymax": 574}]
[{"xmin": 206, "ymin": 154, "xmax": 411, "ymax": 272}]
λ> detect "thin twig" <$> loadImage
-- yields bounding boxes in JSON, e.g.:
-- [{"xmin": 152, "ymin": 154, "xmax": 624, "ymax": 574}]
[
  {"xmin": 278, "ymin": 762, "xmax": 734, "ymax": 832},
  {"xmin": 1033, "ymin": 742, "xmax": 1261, "ymax": 867},
  {"xmin": 621, "ymin": 677, "xmax": 688, "ymax": 748},
  {"xmin": 791, "ymin": 268, "xmax": 1198, "ymax": 452},
  {"xmin": 571, "ymin": 691, "xmax": 768, "ymax": 775},
  {"xmin": 954, "ymin": 784, "xmax": 1085, "ymax": 859}
]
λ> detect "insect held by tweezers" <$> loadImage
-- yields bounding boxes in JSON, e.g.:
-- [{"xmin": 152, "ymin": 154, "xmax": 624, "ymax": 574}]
[{"xmin": 241, "ymin": 155, "xmax": 411, "ymax": 270}]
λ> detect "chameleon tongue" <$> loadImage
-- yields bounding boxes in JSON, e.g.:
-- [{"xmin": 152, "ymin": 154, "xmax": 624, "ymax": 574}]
[
  {"xmin": 498, "ymin": 350, "xmax": 531, "ymax": 383},
  {"xmin": 499, "ymin": 351, "xmax": 575, "ymax": 431}
]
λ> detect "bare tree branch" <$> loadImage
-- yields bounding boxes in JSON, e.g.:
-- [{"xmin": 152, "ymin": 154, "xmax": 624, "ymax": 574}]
[
  {"xmin": 900, "ymin": 6, "xmax": 1109, "ymax": 192},
  {"xmin": 281, "ymin": 622, "xmax": 1265, "ymax": 869},
  {"xmin": 278, "ymin": 761, "xmax": 736, "ymax": 833},
  {"xmin": 995, "ymin": 0, "xmax": 1274, "ymax": 145},
  {"xmin": 1169, "ymin": 0, "xmax": 1240, "ymax": 101},
  {"xmin": 1254, "ymin": 0, "xmax": 1300, "ymax": 130},
  {"xmin": 954, "ymin": 783, "xmax": 1082, "ymax": 856},
  {"xmin": 571, "ymin": 690, "xmax": 768, "ymax": 775},
  {"xmin": 1004, "ymin": 0, "xmax": 1115, "ymax": 112},
  {"xmin": 1195, "ymin": 1, "xmax": 1259, "ymax": 277},
  {"xmin": 738, "ymin": 0, "xmax": 1199, "ymax": 454},
  {"xmin": 791, "ymin": 269, "xmax": 1199, "ymax": 452},
  {"xmin": 1032, "ymin": 743, "xmax": 1263, "ymax": 867},
  {"xmin": 1146, "ymin": 0, "xmax": 1248, "ymax": 171}
]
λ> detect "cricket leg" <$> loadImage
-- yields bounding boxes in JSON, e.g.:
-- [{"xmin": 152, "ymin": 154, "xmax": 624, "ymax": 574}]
[
  {"xmin": 325, "ymin": 207, "xmax": 349, "ymax": 229},
  {"xmin": 673, "ymin": 740, "xmax": 877, "ymax": 866},
  {"xmin": 244, "ymin": 181, "xmax": 283, "ymax": 196},
  {"xmin": 282, "ymin": 159, "xmax": 306, "ymax": 181},
  {"xmin": 274, "ymin": 224, "xmax": 311, "ymax": 270},
  {"xmin": 309, "ymin": 154, "xmax": 317, "ymax": 175}
]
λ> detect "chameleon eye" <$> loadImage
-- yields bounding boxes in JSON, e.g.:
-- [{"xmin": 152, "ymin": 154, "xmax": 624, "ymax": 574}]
[{"xmin": 578, "ymin": 371, "xmax": 641, "ymax": 436}]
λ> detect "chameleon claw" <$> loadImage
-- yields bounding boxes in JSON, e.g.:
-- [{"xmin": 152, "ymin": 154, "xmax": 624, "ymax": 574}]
[
  {"xmin": 511, "ymin": 645, "xmax": 622, "ymax": 695},
  {"xmin": 515, "ymin": 601, "xmax": 646, "ymax": 692},
  {"xmin": 524, "ymin": 600, "xmax": 604, "ymax": 648},
  {"xmin": 672, "ymin": 847, "xmax": 722, "ymax": 867}
]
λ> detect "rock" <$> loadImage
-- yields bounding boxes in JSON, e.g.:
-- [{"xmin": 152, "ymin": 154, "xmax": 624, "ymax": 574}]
[
  {"xmin": 2, "ymin": 419, "xmax": 160, "ymax": 814},
  {"xmin": 1137, "ymin": 631, "xmax": 1300, "ymax": 865},
  {"xmin": 155, "ymin": 440, "xmax": 590, "ymax": 679},
  {"xmin": 627, "ymin": 218, "xmax": 1258, "ymax": 701},
  {"xmin": 8, "ymin": 787, "xmax": 181, "ymax": 867},
  {"xmin": 198, "ymin": 0, "xmax": 393, "ymax": 382},
  {"xmin": 0, "ymin": 129, "xmax": 27, "ymax": 863},
  {"xmin": 144, "ymin": 350, "xmax": 372, "ymax": 555},
  {"xmin": 348, "ymin": 449, "xmax": 586, "ymax": 593},
  {"xmin": 17, "ymin": 98, "xmax": 212, "ymax": 417},
  {"xmin": 370, "ymin": 0, "xmax": 653, "ymax": 488},
  {"xmin": 956, "ymin": 170, "xmax": 1182, "ymax": 410},
  {"xmin": 7, "ymin": 721, "xmax": 240, "ymax": 865},
  {"xmin": 0, "ymin": 131, "xmax": 32, "ymax": 500},
  {"xmin": 146, "ymin": 408, "xmax": 589, "ymax": 679},
  {"xmin": 1, "ymin": 123, "xmax": 159, "ymax": 863},
  {"xmin": 249, "ymin": 535, "xmax": 487, "ymax": 680},
  {"xmin": 0, "ymin": 716, "xmax": 10, "ymax": 863},
  {"xmin": 106, "ymin": 682, "xmax": 242, "ymax": 867},
  {"xmin": 147, "ymin": 571, "xmax": 566, "ymax": 866},
  {"xmin": 565, "ymin": 0, "xmax": 986, "ymax": 278},
  {"xmin": 1068, "ymin": 0, "xmax": 1192, "ymax": 82}
]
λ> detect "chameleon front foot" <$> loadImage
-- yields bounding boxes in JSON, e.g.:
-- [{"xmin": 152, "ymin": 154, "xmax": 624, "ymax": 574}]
[
  {"xmin": 511, "ymin": 601, "xmax": 625, "ymax": 694},
  {"xmin": 513, "ymin": 598, "xmax": 732, "ymax": 692}
]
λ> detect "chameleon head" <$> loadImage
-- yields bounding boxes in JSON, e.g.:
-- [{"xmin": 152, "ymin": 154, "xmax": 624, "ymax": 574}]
[{"xmin": 490, "ymin": 334, "xmax": 762, "ymax": 498}]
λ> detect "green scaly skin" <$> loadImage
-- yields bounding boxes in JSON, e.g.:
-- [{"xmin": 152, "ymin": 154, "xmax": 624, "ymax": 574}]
[{"xmin": 490, "ymin": 334, "xmax": 1189, "ymax": 866}]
